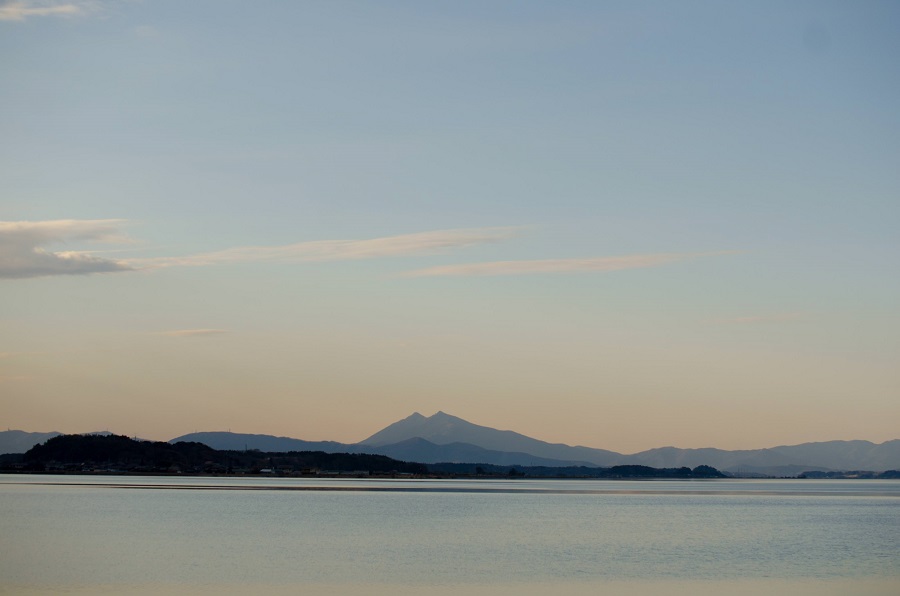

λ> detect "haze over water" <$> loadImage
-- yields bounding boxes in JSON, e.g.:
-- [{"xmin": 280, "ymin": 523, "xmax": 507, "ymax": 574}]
[{"xmin": 2, "ymin": 476, "xmax": 898, "ymax": 595}]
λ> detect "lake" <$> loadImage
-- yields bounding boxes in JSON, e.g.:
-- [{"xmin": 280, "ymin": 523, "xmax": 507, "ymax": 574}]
[{"xmin": 1, "ymin": 475, "xmax": 898, "ymax": 595}]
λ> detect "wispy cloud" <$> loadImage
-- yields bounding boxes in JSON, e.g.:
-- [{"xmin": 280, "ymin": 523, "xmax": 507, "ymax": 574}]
[
  {"xmin": 0, "ymin": 220, "xmax": 134, "ymax": 279},
  {"xmin": 2, "ymin": 221, "xmax": 728, "ymax": 282},
  {"xmin": 127, "ymin": 227, "xmax": 524, "ymax": 269},
  {"xmin": 0, "ymin": 0, "xmax": 96, "ymax": 21},
  {"xmin": 156, "ymin": 329, "xmax": 228, "ymax": 337},
  {"xmin": 1, "ymin": 221, "xmax": 523, "ymax": 280},
  {"xmin": 401, "ymin": 251, "xmax": 731, "ymax": 277}
]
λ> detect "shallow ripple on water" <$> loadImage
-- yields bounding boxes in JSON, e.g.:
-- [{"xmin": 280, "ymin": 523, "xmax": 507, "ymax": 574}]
[{"xmin": 1, "ymin": 476, "xmax": 898, "ymax": 593}]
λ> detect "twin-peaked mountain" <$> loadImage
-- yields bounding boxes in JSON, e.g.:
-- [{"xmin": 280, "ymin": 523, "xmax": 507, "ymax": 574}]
[
  {"xmin": 361, "ymin": 412, "xmax": 621, "ymax": 466},
  {"xmin": 4, "ymin": 411, "xmax": 898, "ymax": 475},
  {"xmin": 166, "ymin": 411, "xmax": 899, "ymax": 475}
]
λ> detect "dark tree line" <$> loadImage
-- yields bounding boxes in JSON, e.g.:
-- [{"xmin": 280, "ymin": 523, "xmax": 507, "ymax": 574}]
[
  {"xmin": 14, "ymin": 434, "xmax": 427, "ymax": 474},
  {"xmin": 428, "ymin": 462, "xmax": 728, "ymax": 478}
]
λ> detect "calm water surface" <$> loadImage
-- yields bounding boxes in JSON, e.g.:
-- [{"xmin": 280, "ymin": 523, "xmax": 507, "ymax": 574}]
[{"xmin": 1, "ymin": 475, "xmax": 898, "ymax": 595}]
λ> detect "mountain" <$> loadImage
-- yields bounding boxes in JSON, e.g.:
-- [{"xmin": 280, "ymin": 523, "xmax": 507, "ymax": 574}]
[
  {"xmin": 360, "ymin": 411, "xmax": 622, "ymax": 466},
  {"xmin": 770, "ymin": 439, "xmax": 900, "ymax": 472},
  {"xmin": 368, "ymin": 437, "xmax": 596, "ymax": 467},
  {"xmin": 169, "ymin": 432, "xmax": 350, "ymax": 453},
  {"xmin": 359, "ymin": 412, "xmax": 899, "ymax": 474},
  {"xmin": 0, "ymin": 430, "xmax": 61, "ymax": 455},
  {"xmin": 623, "ymin": 446, "xmax": 800, "ymax": 470}
]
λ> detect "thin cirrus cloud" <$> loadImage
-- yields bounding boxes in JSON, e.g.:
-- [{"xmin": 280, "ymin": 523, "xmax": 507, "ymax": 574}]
[
  {"xmin": 0, "ymin": 0, "xmax": 95, "ymax": 21},
  {"xmin": 0, "ymin": 219, "xmax": 524, "ymax": 279},
  {"xmin": 125, "ymin": 227, "xmax": 524, "ymax": 269},
  {"xmin": 401, "ymin": 252, "xmax": 733, "ymax": 277},
  {"xmin": 1, "ymin": 219, "xmax": 729, "ymax": 281},
  {"xmin": 0, "ymin": 220, "xmax": 135, "ymax": 279}
]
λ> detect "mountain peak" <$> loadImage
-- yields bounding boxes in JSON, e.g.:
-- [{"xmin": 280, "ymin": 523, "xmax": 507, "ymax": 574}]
[{"xmin": 429, "ymin": 411, "xmax": 455, "ymax": 420}]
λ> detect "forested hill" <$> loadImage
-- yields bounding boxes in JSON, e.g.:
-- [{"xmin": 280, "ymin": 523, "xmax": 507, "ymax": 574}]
[{"xmin": 13, "ymin": 434, "xmax": 427, "ymax": 475}]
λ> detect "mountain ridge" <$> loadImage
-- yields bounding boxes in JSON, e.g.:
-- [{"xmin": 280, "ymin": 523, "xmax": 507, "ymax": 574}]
[
  {"xmin": 3, "ymin": 412, "xmax": 898, "ymax": 475},
  {"xmin": 166, "ymin": 431, "xmax": 347, "ymax": 454},
  {"xmin": 0, "ymin": 430, "xmax": 61, "ymax": 455}
]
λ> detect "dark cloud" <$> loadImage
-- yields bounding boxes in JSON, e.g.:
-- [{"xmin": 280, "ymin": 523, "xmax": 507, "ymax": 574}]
[{"xmin": 0, "ymin": 220, "xmax": 133, "ymax": 280}]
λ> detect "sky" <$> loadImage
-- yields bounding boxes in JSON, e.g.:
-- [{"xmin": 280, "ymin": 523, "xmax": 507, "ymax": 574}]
[{"xmin": 1, "ymin": 0, "xmax": 898, "ymax": 453}]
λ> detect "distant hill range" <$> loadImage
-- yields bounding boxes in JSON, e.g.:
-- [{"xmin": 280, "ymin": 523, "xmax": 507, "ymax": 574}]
[
  {"xmin": 0, "ymin": 431, "xmax": 61, "ymax": 455},
  {"xmin": 4, "ymin": 411, "xmax": 899, "ymax": 476},
  {"xmin": 164, "ymin": 432, "xmax": 348, "ymax": 454}
]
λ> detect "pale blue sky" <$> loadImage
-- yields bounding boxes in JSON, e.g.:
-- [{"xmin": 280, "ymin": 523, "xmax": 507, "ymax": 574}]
[{"xmin": 2, "ymin": 1, "xmax": 898, "ymax": 451}]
